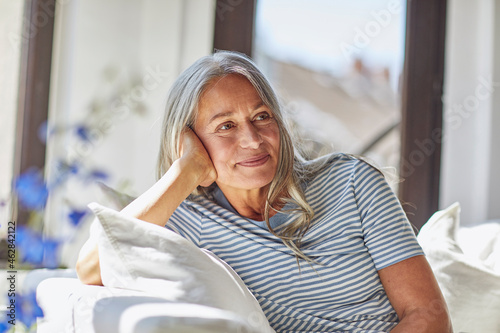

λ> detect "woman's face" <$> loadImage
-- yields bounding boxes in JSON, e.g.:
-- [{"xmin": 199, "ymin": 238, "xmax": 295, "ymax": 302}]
[{"xmin": 193, "ymin": 74, "xmax": 280, "ymax": 195}]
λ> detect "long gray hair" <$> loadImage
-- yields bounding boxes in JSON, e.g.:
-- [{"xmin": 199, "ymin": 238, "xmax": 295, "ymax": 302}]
[{"xmin": 157, "ymin": 51, "xmax": 318, "ymax": 261}]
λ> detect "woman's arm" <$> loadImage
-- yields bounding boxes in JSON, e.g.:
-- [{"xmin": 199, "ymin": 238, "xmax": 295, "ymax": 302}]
[
  {"xmin": 378, "ymin": 255, "xmax": 453, "ymax": 332},
  {"xmin": 76, "ymin": 130, "xmax": 216, "ymax": 285}
]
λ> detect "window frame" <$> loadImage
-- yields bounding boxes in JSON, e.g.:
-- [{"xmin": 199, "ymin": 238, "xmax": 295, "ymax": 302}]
[
  {"xmin": 13, "ymin": 0, "xmax": 56, "ymax": 225},
  {"xmin": 399, "ymin": 0, "xmax": 447, "ymax": 230}
]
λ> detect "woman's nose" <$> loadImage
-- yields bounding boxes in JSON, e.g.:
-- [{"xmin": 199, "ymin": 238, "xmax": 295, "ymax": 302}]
[{"xmin": 239, "ymin": 123, "xmax": 263, "ymax": 149}]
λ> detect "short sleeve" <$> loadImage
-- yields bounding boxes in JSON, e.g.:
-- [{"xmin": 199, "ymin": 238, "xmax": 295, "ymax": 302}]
[
  {"xmin": 165, "ymin": 201, "xmax": 203, "ymax": 246},
  {"xmin": 353, "ymin": 159, "xmax": 424, "ymax": 270}
]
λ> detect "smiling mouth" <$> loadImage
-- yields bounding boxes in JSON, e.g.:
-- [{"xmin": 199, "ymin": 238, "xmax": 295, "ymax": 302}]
[{"xmin": 237, "ymin": 154, "xmax": 270, "ymax": 167}]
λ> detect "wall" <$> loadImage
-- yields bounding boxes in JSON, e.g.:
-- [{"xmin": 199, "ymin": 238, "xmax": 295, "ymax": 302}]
[
  {"xmin": 440, "ymin": 0, "xmax": 500, "ymax": 226},
  {"xmin": 45, "ymin": 0, "xmax": 215, "ymax": 266}
]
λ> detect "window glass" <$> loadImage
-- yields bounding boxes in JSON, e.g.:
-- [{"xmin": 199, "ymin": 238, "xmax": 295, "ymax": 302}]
[{"xmin": 254, "ymin": 0, "xmax": 406, "ymax": 178}]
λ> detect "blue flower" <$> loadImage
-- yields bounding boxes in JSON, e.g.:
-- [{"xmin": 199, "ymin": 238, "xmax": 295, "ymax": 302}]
[
  {"xmin": 89, "ymin": 169, "xmax": 108, "ymax": 181},
  {"xmin": 58, "ymin": 161, "xmax": 79, "ymax": 175},
  {"xmin": 14, "ymin": 168, "xmax": 48, "ymax": 211},
  {"xmin": 16, "ymin": 291, "xmax": 44, "ymax": 329},
  {"xmin": 50, "ymin": 160, "xmax": 80, "ymax": 189},
  {"xmin": 17, "ymin": 226, "xmax": 61, "ymax": 268},
  {"xmin": 1, "ymin": 290, "xmax": 44, "ymax": 330},
  {"xmin": 0, "ymin": 321, "xmax": 9, "ymax": 333},
  {"xmin": 75, "ymin": 125, "xmax": 92, "ymax": 142},
  {"xmin": 68, "ymin": 208, "xmax": 88, "ymax": 226},
  {"xmin": 41, "ymin": 238, "xmax": 60, "ymax": 269}
]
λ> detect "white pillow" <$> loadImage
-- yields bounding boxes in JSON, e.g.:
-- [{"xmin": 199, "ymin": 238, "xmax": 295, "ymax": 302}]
[
  {"xmin": 89, "ymin": 202, "xmax": 274, "ymax": 333},
  {"xmin": 418, "ymin": 202, "xmax": 500, "ymax": 333},
  {"xmin": 457, "ymin": 221, "xmax": 500, "ymax": 274}
]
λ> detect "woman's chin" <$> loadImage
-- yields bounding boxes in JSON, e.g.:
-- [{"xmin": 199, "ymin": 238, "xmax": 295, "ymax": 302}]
[{"xmin": 217, "ymin": 175, "xmax": 274, "ymax": 193}]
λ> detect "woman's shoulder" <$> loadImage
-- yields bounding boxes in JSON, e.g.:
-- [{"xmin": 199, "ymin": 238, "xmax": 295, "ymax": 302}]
[
  {"xmin": 178, "ymin": 192, "xmax": 226, "ymax": 218},
  {"xmin": 182, "ymin": 194, "xmax": 212, "ymax": 209},
  {"xmin": 300, "ymin": 152, "xmax": 384, "ymax": 185},
  {"xmin": 302, "ymin": 152, "xmax": 362, "ymax": 173}
]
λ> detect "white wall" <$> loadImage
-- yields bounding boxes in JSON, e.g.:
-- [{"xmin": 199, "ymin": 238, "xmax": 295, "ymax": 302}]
[
  {"xmin": 440, "ymin": 0, "xmax": 500, "ymax": 226},
  {"xmin": 45, "ymin": 0, "xmax": 215, "ymax": 266}
]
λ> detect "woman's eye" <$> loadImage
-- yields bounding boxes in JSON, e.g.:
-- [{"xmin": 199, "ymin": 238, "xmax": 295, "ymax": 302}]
[
  {"xmin": 255, "ymin": 113, "xmax": 270, "ymax": 121},
  {"xmin": 219, "ymin": 123, "xmax": 234, "ymax": 131}
]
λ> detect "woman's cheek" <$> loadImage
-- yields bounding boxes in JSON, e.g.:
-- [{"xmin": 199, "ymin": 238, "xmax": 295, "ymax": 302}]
[
  {"xmin": 205, "ymin": 137, "xmax": 232, "ymax": 166},
  {"xmin": 262, "ymin": 125, "xmax": 280, "ymax": 147}
]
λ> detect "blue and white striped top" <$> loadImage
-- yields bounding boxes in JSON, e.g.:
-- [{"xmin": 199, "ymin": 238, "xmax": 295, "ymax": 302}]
[{"xmin": 166, "ymin": 153, "xmax": 424, "ymax": 332}]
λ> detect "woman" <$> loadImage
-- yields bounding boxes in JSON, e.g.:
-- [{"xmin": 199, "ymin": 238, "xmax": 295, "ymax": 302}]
[{"xmin": 77, "ymin": 51, "xmax": 452, "ymax": 332}]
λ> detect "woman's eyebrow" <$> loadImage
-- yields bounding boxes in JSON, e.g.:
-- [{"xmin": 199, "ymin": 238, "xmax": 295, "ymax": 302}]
[
  {"xmin": 208, "ymin": 112, "xmax": 233, "ymax": 125},
  {"xmin": 253, "ymin": 102, "xmax": 265, "ymax": 110},
  {"xmin": 208, "ymin": 102, "xmax": 266, "ymax": 124}
]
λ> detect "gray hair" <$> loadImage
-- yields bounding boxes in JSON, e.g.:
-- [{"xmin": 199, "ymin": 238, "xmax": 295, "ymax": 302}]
[{"xmin": 157, "ymin": 50, "xmax": 318, "ymax": 261}]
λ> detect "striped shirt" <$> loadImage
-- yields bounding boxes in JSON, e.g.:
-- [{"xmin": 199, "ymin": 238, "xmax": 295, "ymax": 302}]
[{"xmin": 166, "ymin": 153, "xmax": 423, "ymax": 332}]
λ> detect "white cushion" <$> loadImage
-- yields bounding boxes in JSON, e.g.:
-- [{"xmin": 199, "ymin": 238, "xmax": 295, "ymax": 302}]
[
  {"xmin": 89, "ymin": 202, "xmax": 274, "ymax": 333},
  {"xmin": 417, "ymin": 202, "xmax": 500, "ymax": 332},
  {"xmin": 457, "ymin": 221, "xmax": 500, "ymax": 274}
]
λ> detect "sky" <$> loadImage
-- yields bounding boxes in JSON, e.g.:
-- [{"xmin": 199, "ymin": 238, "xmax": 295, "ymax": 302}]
[{"xmin": 255, "ymin": 0, "xmax": 406, "ymax": 86}]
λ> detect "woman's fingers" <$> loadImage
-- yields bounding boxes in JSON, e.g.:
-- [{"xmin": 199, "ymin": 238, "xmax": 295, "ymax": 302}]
[{"xmin": 180, "ymin": 128, "xmax": 217, "ymax": 187}]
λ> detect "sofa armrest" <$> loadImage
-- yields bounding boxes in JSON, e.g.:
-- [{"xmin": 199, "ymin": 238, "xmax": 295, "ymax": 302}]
[
  {"xmin": 37, "ymin": 277, "xmax": 265, "ymax": 333},
  {"xmin": 36, "ymin": 277, "xmax": 145, "ymax": 333}
]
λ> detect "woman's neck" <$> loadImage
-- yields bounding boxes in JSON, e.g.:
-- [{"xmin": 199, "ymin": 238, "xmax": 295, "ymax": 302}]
[{"xmin": 217, "ymin": 184, "xmax": 284, "ymax": 221}]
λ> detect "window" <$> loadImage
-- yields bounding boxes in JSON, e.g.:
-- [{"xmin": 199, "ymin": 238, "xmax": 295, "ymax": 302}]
[
  {"xmin": 214, "ymin": 0, "xmax": 446, "ymax": 228},
  {"xmin": 254, "ymin": 0, "xmax": 406, "ymax": 181}
]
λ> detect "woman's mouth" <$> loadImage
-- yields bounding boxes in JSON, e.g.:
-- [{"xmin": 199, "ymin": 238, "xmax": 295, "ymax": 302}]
[{"xmin": 237, "ymin": 154, "xmax": 270, "ymax": 167}]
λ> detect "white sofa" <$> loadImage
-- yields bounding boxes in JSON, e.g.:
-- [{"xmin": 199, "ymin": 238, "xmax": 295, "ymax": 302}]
[
  {"xmin": 37, "ymin": 276, "xmax": 269, "ymax": 333},
  {"xmin": 35, "ymin": 203, "xmax": 500, "ymax": 333}
]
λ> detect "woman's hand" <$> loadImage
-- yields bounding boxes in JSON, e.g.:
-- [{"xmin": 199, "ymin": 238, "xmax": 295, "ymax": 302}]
[
  {"xmin": 179, "ymin": 128, "xmax": 217, "ymax": 187},
  {"xmin": 77, "ymin": 130, "xmax": 216, "ymax": 286}
]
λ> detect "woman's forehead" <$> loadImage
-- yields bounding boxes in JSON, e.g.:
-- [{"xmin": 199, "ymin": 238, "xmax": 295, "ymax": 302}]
[
  {"xmin": 202, "ymin": 74, "xmax": 254, "ymax": 96},
  {"xmin": 199, "ymin": 75, "xmax": 263, "ymax": 109}
]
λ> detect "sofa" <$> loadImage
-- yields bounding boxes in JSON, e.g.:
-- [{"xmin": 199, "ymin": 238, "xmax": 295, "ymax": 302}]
[{"xmin": 34, "ymin": 202, "xmax": 500, "ymax": 332}]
